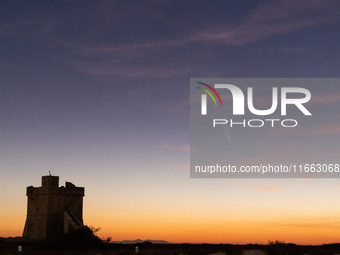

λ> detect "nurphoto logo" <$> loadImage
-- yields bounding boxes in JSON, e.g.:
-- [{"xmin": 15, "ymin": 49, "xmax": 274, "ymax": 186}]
[
  {"xmin": 190, "ymin": 78, "xmax": 339, "ymax": 178},
  {"xmin": 196, "ymin": 81, "xmax": 312, "ymax": 128}
]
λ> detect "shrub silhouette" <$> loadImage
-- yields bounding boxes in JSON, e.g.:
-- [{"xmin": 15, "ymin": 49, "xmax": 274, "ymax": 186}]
[{"xmin": 62, "ymin": 225, "xmax": 103, "ymax": 250}]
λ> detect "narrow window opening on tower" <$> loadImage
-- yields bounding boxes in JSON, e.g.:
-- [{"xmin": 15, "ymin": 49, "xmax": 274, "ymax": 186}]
[{"xmin": 36, "ymin": 207, "xmax": 38, "ymax": 211}]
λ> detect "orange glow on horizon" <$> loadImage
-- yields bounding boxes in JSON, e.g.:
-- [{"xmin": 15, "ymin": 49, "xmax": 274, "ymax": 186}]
[
  {"xmin": 2, "ymin": 214, "xmax": 340, "ymax": 245},
  {"xmin": 82, "ymin": 211, "xmax": 340, "ymax": 245},
  {"xmin": 3, "ymin": 181, "xmax": 340, "ymax": 245}
]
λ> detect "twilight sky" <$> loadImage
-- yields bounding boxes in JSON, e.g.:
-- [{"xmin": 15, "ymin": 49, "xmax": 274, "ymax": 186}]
[{"xmin": 1, "ymin": 0, "xmax": 340, "ymax": 244}]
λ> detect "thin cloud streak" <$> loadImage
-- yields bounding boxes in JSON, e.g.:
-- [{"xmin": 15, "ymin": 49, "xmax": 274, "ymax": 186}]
[
  {"xmin": 279, "ymin": 218, "xmax": 340, "ymax": 229},
  {"xmin": 1, "ymin": 1, "xmax": 339, "ymax": 79},
  {"xmin": 156, "ymin": 144, "xmax": 190, "ymax": 152},
  {"xmin": 187, "ymin": 0, "xmax": 340, "ymax": 45},
  {"xmin": 66, "ymin": 1, "xmax": 340, "ymax": 77},
  {"xmin": 75, "ymin": 64, "xmax": 194, "ymax": 78},
  {"xmin": 310, "ymin": 93, "xmax": 340, "ymax": 104},
  {"xmin": 257, "ymin": 142, "xmax": 340, "ymax": 158},
  {"xmin": 270, "ymin": 124, "xmax": 340, "ymax": 137},
  {"xmin": 254, "ymin": 187, "xmax": 282, "ymax": 192},
  {"xmin": 76, "ymin": 0, "xmax": 340, "ymax": 53}
]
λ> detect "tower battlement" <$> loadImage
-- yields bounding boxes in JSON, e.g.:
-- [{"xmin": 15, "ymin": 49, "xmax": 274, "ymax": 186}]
[{"xmin": 23, "ymin": 175, "xmax": 85, "ymax": 240}]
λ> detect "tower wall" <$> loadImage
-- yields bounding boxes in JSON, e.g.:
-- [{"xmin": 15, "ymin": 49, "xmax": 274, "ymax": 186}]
[{"xmin": 22, "ymin": 175, "xmax": 85, "ymax": 240}]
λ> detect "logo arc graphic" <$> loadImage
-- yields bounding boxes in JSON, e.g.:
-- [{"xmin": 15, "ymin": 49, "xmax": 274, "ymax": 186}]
[
  {"xmin": 196, "ymin": 87, "xmax": 217, "ymax": 106},
  {"xmin": 196, "ymin": 82, "xmax": 222, "ymax": 106}
]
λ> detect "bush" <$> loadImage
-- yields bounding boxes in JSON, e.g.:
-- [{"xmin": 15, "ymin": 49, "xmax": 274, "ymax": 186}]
[{"xmin": 62, "ymin": 225, "xmax": 103, "ymax": 250}]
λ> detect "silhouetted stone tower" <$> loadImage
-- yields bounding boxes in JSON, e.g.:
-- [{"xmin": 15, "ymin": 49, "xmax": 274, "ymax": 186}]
[{"xmin": 22, "ymin": 175, "xmax": 85, "ymax": 240}]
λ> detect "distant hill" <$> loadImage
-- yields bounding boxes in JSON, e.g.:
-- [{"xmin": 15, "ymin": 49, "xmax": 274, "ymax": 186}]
[{"xmin": 112, "ymin": 239, "xmax": 171, "ymax": 244}]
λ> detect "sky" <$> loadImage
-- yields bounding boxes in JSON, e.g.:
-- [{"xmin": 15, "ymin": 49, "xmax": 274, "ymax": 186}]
[{"xmin": 1, "ymin": 0, "xmax": 340, "ymax": 245}]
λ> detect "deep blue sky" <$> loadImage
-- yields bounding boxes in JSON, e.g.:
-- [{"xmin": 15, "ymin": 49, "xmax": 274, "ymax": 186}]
[{"xmin": 1, "ymin": 0, "xmax": 340, "ymax": 243}]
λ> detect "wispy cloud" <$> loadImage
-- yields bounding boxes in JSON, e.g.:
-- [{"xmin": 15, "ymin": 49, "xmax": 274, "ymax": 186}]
[
  {"xmin": 254, "ymin": 187, "xmax": 282, "ymax": 192},
  {"xmin": 256, "ymin": 141, "xmax": 340, "ymax": 158},
  {"xmin": 279, "ymin": 216, "xmax": 340, "ymax": 229},
  {"xmin": 310, "ymin": 93, "xmax": 340, "ymax": 104},
  {"xmin": 67, "ymin": 0, "xmax": 340, "ymax": 77},
  {"xmin": 278, "ymin": 47, "xmax": 311, "ymax": 54},
  {"xmin": 270, "ymin": 124, "xmax": 340, "ymax": 137},
  {"xmin": 73, "ymin": 62, "xmax": 194, "ymax": 78},
  {"xmin": 156, "ymin": 143, "xmax": 190, "ymax": 152},
  {"xmin": 75, "ymin": 0, "xmax": 340, "ymax": 52},
  {"xmin": 1, "ymin": 0, "xmax": 339, "ymax": 78},
  {"xmin": 187, "ymin": 0, "xmax": 340, "ymax": 46},
  {"xmin": 79, "ymin": 40, "xmax": 184, "ymax": 54},
  {"xmin": 257, "ymin": 143, "xmax": 321, "ymax": 157},
  {"xmin": 170, "ymin": 97, "xmax": 190, "ymax": 114}
]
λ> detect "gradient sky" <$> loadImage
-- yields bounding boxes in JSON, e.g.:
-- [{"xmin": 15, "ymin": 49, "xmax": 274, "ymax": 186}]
[{"xmin": 1, "ymin": 0, "xmax": 340, "ymax": 244}]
